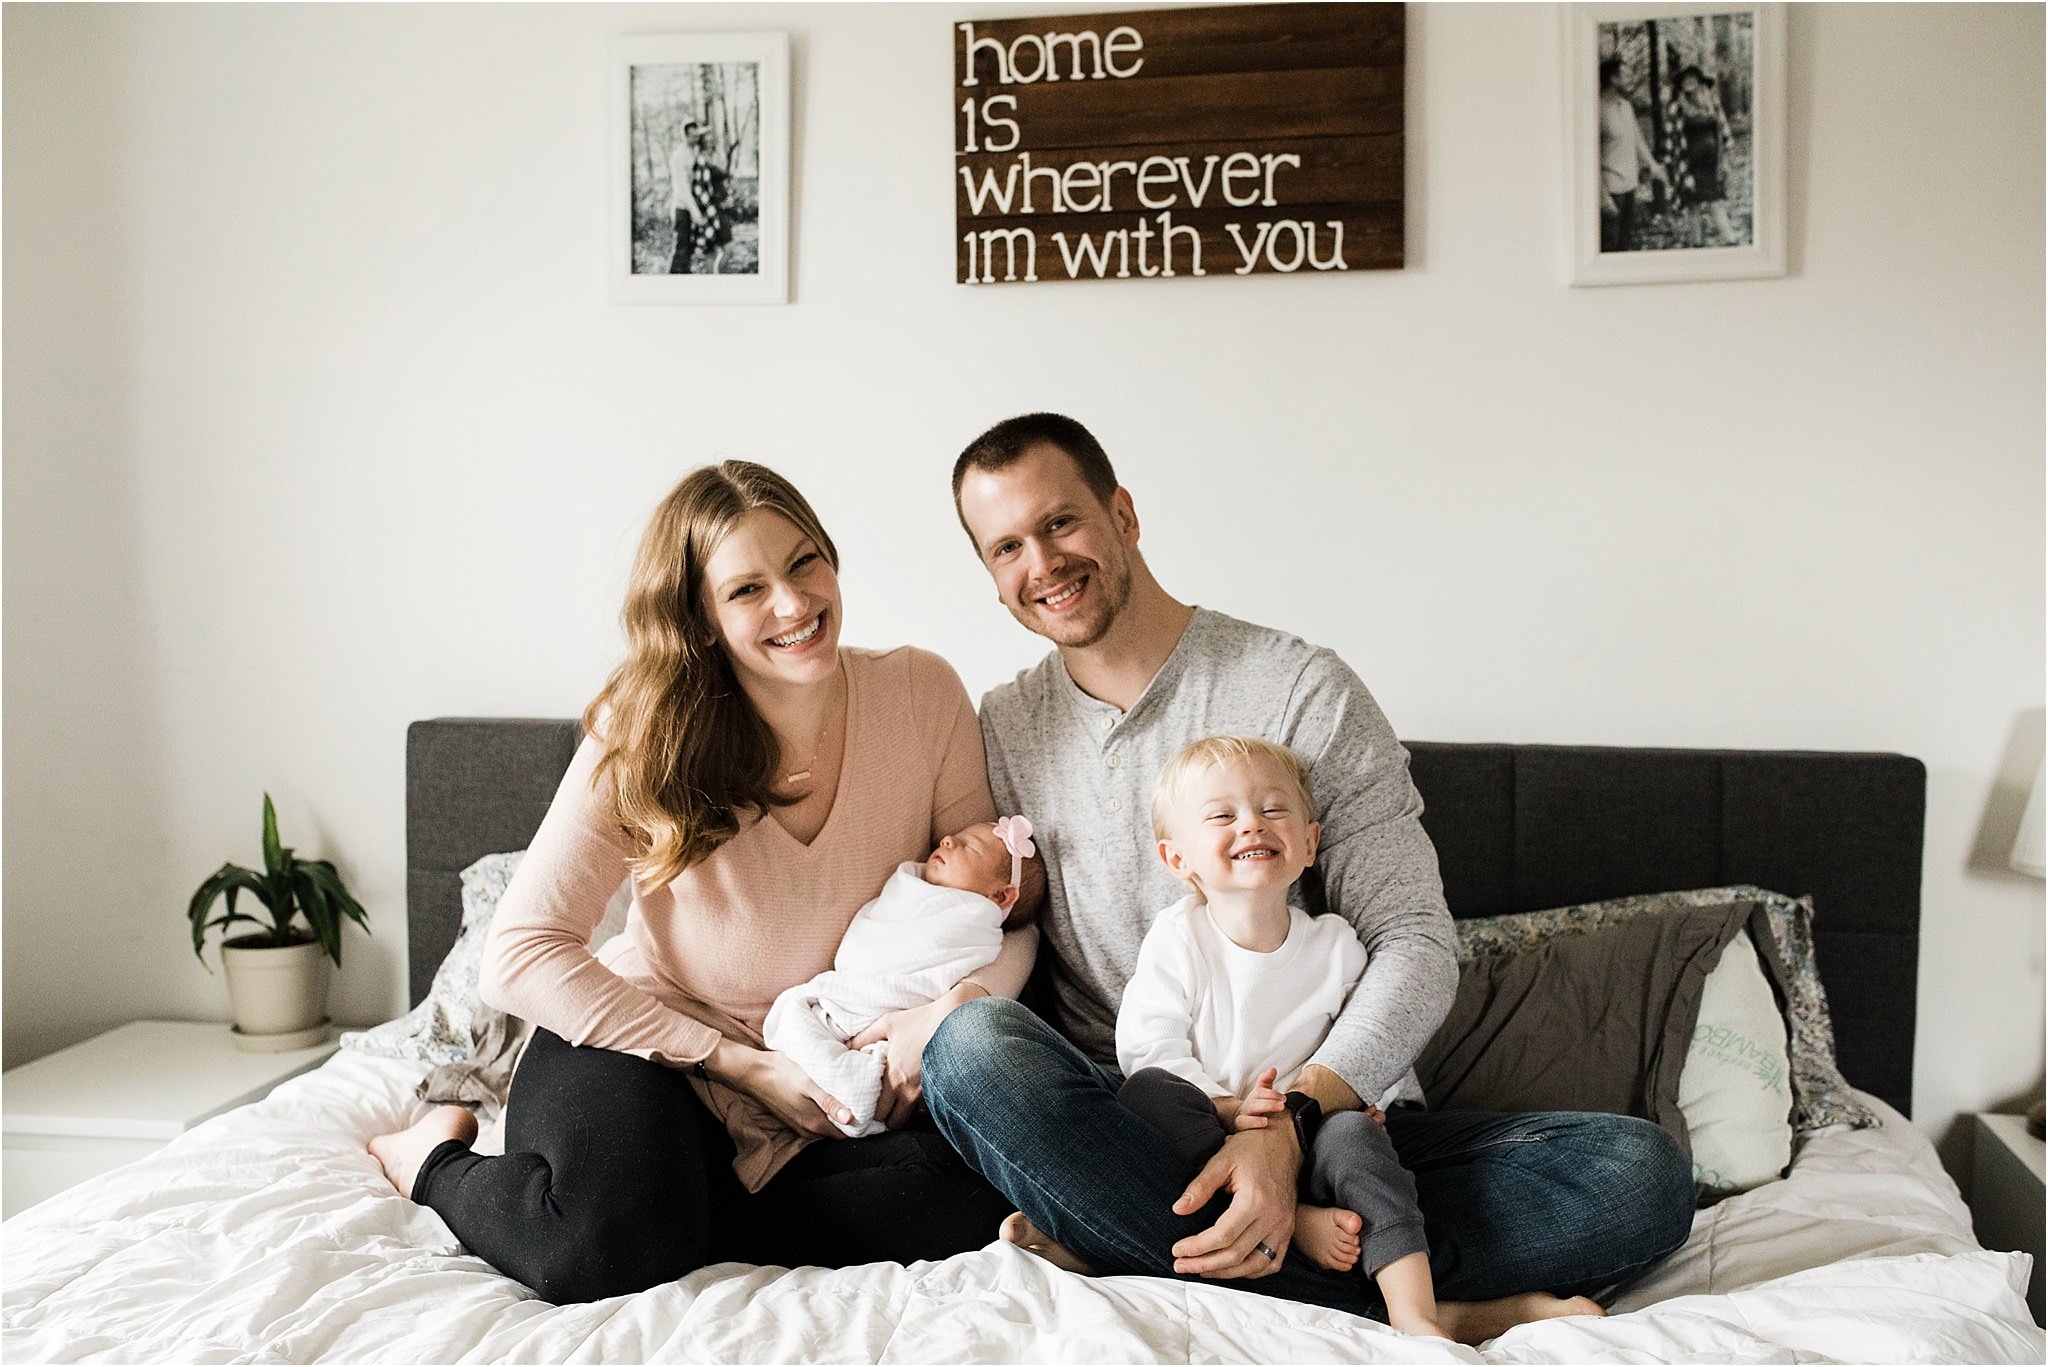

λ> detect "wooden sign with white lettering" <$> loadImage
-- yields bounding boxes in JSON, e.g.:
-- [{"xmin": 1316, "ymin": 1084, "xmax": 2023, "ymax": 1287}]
[{"xmin": 954, "ymin": 3, "xmax": 1403, "ymax": 285}]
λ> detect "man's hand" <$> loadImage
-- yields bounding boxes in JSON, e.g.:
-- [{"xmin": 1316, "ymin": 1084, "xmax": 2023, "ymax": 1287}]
[
  {"xmin": 1168, "ymin": 1123, "xmax": 1301, "ymax": 1279},
  {"xmin": 846, "ymin": 982, "xmax": 988, "ymax": 1129},
  {"xmin": 1292, "ymin": 1063, "xmax": 1363, "ymax": 1117}
]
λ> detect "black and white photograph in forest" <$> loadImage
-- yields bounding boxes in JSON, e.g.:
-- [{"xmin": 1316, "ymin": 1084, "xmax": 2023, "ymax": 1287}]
[
  {"xmin": 1565, "ymin": 3, "xmax": 1785, "ymax": 286},
  {"xmin": 631, "ymin": 60, "xmax": 759, "ymax": 277},
  {"xmin": 1597, "ymin": 13, "xmax": 1754, "ymax": 253},
  {"xmin": 610, "ymin": 32, "xmax": 788, "ymax": 304}
]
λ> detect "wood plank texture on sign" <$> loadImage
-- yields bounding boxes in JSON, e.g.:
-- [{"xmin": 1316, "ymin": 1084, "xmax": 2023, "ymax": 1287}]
[
  {"xmin": 958, "ymin": 66, "xmax": 1402, "ymax": 151},
  {"xmin": 953, "ymin": 2, "xmax": 1405, "ymax": 284},
  {"xmin": 956, "ymin": 134, "xmax": 1402, "ymax": 218},
  {"xmin": 956, "ymin": 204, "xmax": 1402, "ymax": 282},
  {"xmin": 954, "ymin": 3, "xmax": 1402, "ymax": 83}
]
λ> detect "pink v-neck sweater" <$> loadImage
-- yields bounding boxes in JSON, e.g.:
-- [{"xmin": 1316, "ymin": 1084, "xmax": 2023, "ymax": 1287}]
[{"xmin": 480, "ymin": 645, "xmax": 1019, "ymax": 1190}]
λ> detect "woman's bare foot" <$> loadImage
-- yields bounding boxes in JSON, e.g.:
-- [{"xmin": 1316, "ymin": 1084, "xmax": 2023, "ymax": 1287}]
[
  {"xmin": 1436, "ymin": 1292, "xmax": 1605, "ymax": 1345},
  {"xmin": 998, "ymin": 1211, "xmax": 1096, "ymax": 1275},
  {"xmin": 367, "ymin": 1105, "xmax": 478, "ymax": 1198},
  {"xmin": 1292, "ymin": 1204, "xmax": 1363, "ymax": 1272}
]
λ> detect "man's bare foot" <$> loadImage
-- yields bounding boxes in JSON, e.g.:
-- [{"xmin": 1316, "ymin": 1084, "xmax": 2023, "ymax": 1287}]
[
  {"xmin": 1291, "ymin": 1204, "xmax": 1363, "ymax": 1272},
  {"xmin": 1436, "ymin": 1292, "xmax": 1606, "ymax": 1345},
  {"xmin": 367, "ymin": 1105, "xmax": 478, "ymax": 1198},
  {"xmin": 1387, "ymin": 1312, "xmax": 1453, "ymax": 1340},
  {"xmin": 998, "ymin": 1211, "xmax": 1096, "ymax": 1275}
]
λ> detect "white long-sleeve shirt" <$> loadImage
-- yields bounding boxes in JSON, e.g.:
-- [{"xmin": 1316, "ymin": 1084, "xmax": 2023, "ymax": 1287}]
[{"xmin": 1116, "ymin": 895, "xmax": 1372, "ymax": 1101}]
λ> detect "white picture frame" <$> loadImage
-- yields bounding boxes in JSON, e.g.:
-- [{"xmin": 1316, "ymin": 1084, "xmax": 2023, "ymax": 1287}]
[
  {"xmin": 610, "ymin": 31, "xmax": 789, "ymax": 305},
  {"xmin": 1563, "ymin": 3, "xmax": 1786, "ymax": 286}
]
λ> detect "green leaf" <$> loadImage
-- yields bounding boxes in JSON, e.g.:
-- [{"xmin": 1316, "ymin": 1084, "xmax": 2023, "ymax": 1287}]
[
  {"xmin": 187, "ymin": 864, "xmax": 269, "ymax": 964},
  {"xmin": 298, "ymin": 874, "xmax": 341, "ymax": 965},
  {"xmin": 303, "ymin": 860, "xmax": 371, "ymax": 935},
  {"xmin": 300, "ymin": 861, "xmax": 372, "ymax": 966},
  {"xmin": 206, "ymin": 911, "xmax": 269, "ymax": 940},
  {"xmin": 261, "ymin": 793, "xmax": 284, "ymax": 879},
  {"xmin": 260, "ymin": 858, "xmax": 297, "ymax": 941}
]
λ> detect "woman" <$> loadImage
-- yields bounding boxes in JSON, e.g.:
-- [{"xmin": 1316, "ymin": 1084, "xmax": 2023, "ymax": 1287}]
[
  {"xmin": 686, "ymin": 122, "xmax": 734, "ymax": 270},
  {"xmin": 369, "ymin": 462, "xmax": 1031, "ymax": 1302},
  {"xmin": 667, "ymin": 123, "xmax": 701, "ymax": 274},
  {"xmin": 1673, "ymin": 65, "xmax": 1735, "ymax": 246}
]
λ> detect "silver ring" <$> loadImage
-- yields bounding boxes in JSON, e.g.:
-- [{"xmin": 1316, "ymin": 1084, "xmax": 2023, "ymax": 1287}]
[{"xmin": 1255, "ymin": 1241, "xmax": 1278, "ymax": 1262}]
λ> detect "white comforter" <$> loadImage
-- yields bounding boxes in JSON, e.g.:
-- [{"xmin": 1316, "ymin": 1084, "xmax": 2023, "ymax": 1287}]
[{"xmin": 4, "ymin": 1051, "xmax": 2040, "ymax": 1364}]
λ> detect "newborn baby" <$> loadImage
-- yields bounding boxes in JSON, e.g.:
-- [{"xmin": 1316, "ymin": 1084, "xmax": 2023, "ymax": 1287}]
[{"xmin": 762, "ymin": 816, "xmax": 1040, "ymax": 1137}]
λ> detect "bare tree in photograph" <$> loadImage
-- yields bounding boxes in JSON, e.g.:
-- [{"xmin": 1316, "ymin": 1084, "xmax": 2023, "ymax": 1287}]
[
  {"xmin": 629, "ymin": 61, "xmax": 763, "ymax": 276},
  {"xmin": 1598, "ymin": 13, "xmax": 1755, "ymax": 253}
]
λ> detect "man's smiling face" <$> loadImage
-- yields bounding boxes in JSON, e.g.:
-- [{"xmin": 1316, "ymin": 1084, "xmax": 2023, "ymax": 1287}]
[{"xmin": 956, "ymin": 442, "xmax": 1137, "ymax": 650}]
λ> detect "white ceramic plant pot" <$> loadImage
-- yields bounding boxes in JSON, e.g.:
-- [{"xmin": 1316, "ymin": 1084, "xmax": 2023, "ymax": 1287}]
[{"xmin": 221, "ymin": 937, "xmax": 331, "ymax": 1051}]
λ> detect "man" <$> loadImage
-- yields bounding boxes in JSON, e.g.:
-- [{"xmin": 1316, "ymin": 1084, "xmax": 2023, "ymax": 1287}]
[
  {"xmin": 921, "ymin": 413, "xmax": 1693, "ymax": 1338},
  {"xmin": 1600, "ymin": 55, "xmax": 1668, "ymax": 253}
]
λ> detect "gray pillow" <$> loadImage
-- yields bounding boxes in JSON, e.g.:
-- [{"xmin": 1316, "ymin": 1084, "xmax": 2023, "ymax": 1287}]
[
  {"xmin": 342, "ymin": 852, "xmax": 634, "ymax": 1068},
  {"xmin": 1416, "ymin": 902, "xmax": 1765, "ymax": 1154},
  {"xmin": 342, "ymin": 851, "xmax": 526, "ymax": 1065},
  {"xmin": 1451, "ymin": 885, "xmax": 1877, "ymax": 1132}
]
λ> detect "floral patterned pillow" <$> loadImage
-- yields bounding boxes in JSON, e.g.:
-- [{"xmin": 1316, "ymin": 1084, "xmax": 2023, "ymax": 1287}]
[
  {"xmin": 1455, "ymin": 885, "xmax": 1878, "ymax": 1133},
  {"xmin": 341, "ymin": 851, "xmax": 525, "ymax": 1066}
]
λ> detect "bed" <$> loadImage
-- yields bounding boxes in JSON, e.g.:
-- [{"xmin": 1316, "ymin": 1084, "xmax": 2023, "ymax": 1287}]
[{"xmin": 4, "ymin": 720, "xmax": 2041, "ymax": 1364}]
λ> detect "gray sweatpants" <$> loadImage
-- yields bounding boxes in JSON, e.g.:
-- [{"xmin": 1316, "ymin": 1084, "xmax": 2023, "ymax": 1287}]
[{"xmin": 1117, "ymin": 1067, "xmax": 1429, "ymax": 1277}]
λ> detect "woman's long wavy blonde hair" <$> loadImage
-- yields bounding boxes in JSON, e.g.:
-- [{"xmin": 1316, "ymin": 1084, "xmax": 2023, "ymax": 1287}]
[{"xmin": 583, "ymin": 461, "xmax": 840, "ymax": 885}]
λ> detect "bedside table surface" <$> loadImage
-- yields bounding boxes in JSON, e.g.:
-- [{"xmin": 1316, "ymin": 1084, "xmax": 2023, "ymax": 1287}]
[
  {"xmin": 1977, "ymin": 1113, "xmax": 2046, "ymax": 1182},
  {"xmin": 3, "ymin": 1020, "xmax": 338, "ymax": 1140}
]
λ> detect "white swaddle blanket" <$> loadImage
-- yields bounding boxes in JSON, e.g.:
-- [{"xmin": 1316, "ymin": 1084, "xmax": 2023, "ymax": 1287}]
[{"xmin": 762, "ymin": 861, "xmax": 1005, "ymax": 1137}]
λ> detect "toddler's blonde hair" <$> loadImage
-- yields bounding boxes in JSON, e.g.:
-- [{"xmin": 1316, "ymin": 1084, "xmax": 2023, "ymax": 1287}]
[{"xmin": 1150, "ymin": 735, "xmax": 1315, "ymax": 840}]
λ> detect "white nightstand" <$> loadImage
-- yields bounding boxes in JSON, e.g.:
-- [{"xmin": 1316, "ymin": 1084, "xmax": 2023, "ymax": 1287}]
[
  {"xmin": 3, "ymin": 1019, "xmax": 337, "ymax": 1219},
  {"xmin": 1970, "ymin": 1112, "xmax": 2046, "ymax": 1326}
]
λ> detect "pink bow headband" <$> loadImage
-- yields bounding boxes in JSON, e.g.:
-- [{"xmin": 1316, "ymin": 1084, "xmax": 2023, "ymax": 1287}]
[{"xmin": 993, "ymin": 815, "xmax": 1036, "ymax": 890}]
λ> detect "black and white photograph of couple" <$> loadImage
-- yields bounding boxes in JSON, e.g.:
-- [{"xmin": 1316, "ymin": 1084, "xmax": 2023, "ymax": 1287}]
[
  {"xmin": 629, "ymin": 59, "xmax": 761, "ymax": 276},
  {"xmin": 1598, "ymin": 12, "xmax": 1755, "ymax": 254}
]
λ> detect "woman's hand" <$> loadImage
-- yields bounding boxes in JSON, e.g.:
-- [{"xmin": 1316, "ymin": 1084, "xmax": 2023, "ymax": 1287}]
[
  {"xmin": 846, "ymin": 982, "xmax": 988, "ymax": 1129},
  {"xmin": 705, "ymin": 1038, "xmax": 853, "ymax": 1140}
]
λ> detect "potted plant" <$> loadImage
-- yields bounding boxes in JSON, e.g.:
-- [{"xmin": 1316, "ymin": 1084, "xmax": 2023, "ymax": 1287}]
[{"xmin": 188, "ymin": 794, "xmax": 369, "ymax": 1052}]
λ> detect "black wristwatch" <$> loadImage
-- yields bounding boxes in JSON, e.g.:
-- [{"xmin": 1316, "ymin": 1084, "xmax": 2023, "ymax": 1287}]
[{"xmin": 1282, "ymin": 1090, "xmax": 1323, "ymax": 1154}]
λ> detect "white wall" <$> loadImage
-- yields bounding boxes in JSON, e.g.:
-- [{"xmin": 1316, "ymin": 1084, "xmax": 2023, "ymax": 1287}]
[{"xmin": 5, "ymin": 2, "xmax": 2041, "ymax": 1150}]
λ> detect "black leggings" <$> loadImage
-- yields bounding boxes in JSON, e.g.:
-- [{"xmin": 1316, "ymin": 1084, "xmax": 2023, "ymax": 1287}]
[{"xmin": 413, "ymin": 1028, "xmax": 1012, "ymax": 1303}]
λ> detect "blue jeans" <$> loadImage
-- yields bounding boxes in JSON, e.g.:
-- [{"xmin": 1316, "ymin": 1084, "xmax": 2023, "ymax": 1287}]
[{"xmin": 924, "ymin": 997, "xmax": 1694, "ymax": 1316}]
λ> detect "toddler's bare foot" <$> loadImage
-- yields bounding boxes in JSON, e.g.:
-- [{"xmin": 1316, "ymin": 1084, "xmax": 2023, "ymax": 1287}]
[
  {"xmin": 998, "ymin": 1211, "xmax": 1095, "ymax": 1275},
  {"xmin": 1437, "ymin": 1292, "xmax": 1605, "ymax": 1345},
  {"xmin": 1292, "ymin": 1204, "xmax": 1363, "ymax": 1272},
  {"xmin": 367, "ymin": 1105, "xmax": 478, "ymax": 1198}
]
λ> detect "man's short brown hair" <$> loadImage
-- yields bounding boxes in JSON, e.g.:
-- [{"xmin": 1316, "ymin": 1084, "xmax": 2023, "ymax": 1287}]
[{"xmin": 950, "ymin": 413, "xmax": 1120, "ymax": 545}]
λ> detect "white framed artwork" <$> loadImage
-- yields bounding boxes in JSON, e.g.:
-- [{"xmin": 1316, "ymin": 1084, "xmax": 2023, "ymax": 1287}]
[
  {"xmin": 1563, "ymin": 3, "xmax": 1786, "ymax": 286},
  {"xmin": 610, "ymin": 31, "xmax": 789, "ymax": 304}
]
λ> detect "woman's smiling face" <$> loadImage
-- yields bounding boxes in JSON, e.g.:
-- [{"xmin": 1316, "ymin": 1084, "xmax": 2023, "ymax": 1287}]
[{"xmin": 701, "ymin": 508, "xmax": 843, "ymax": 699}]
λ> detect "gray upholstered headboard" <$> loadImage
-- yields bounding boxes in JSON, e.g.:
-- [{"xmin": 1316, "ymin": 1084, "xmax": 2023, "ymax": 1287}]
[{"xmin": 405, "ymin": 720, "xmax": 1924, "ymax": 1117}]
